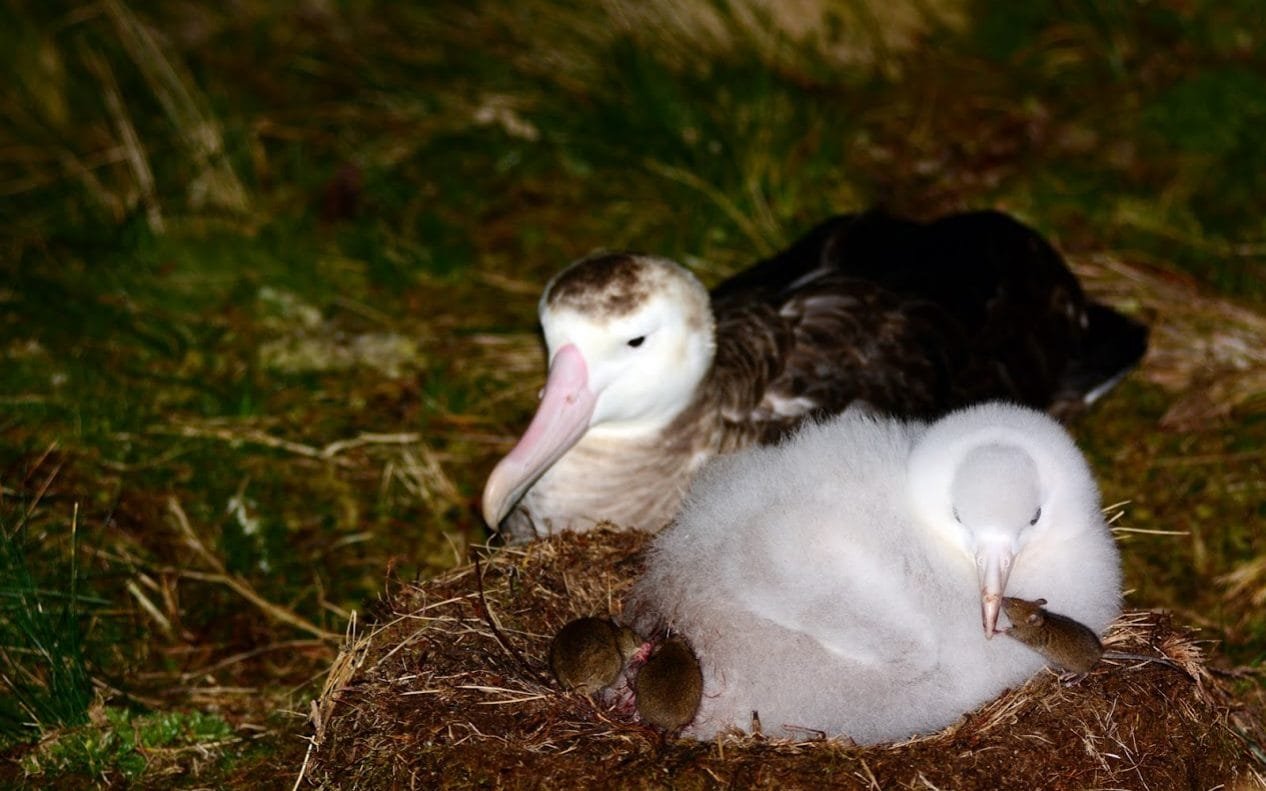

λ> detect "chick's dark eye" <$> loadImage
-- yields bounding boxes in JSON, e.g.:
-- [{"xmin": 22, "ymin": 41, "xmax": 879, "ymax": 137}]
[
  {"xmin": 627, "ymin": 336, "xmax": 646, "ymax": 348},
  {"xmin": 1029, "ymin": 507, "xmax": 1041, "ymax": 526}
]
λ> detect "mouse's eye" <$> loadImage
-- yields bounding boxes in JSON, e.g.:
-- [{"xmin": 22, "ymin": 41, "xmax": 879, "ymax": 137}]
[
  {"xmin": 627, "ymin": 335, "xmax": 646, "ymax": 348},
  {"xmin": 1029, "ymin": 507, "xmax": 1041, "ymax": 526}
]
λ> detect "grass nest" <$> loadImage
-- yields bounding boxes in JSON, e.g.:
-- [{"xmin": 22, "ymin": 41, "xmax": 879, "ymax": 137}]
[{"xmin": 300, "ymin": 528, "xmax": 1265, "ymax": 790}]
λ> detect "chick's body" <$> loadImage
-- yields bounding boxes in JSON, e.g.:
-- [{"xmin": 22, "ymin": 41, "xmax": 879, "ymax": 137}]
[{"xmin": 627, "ymin": 403, "xmax": 1122, "ymax": 743}]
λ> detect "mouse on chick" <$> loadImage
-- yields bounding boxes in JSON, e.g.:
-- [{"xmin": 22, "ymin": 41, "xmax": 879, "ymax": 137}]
[
  {"xmin": 634, "ymin": 636, "xmax": 703, "ymax": 733},
  {"xmin": 1002, "ymin": 597, "xmax": 1192, "ymax": 678},
  {"xmin": 549, "ymin": 616, "xmax": 641, "ymax": 694},
  {"xmin": 1002, "ymin": 596, "xmax": 1104, "ymax": 673}
]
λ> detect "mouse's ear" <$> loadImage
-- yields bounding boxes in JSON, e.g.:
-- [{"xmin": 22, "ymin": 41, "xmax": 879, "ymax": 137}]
[{"xmin": 1034, "ymin": 598, "xmax": 1048, "ymax": 606}]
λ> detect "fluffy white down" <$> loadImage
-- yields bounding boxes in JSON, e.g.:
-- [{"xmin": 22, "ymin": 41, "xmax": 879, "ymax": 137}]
[{"xmin": 627, "ymin": 403, "xmax": 1121, "ymax": 744}]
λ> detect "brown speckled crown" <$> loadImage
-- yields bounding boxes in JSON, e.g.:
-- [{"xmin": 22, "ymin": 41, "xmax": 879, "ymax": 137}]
[{"xmin": 544, "ymin": 252, "xmax": 659, "ymax": 319}]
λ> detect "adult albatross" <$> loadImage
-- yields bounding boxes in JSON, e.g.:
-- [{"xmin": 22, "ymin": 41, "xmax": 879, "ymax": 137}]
[{"xmin": 482, "ymin": 210, "xmax": 1147, "ymax": 540}]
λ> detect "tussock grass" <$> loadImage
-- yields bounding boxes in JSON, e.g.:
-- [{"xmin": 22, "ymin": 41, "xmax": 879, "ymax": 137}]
[{"xmin": 0, "ymin": 504, "xmax": 93, "ymax": 742}]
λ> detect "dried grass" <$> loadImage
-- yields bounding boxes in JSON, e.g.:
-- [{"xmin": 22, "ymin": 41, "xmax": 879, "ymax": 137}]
[
  {"xmin": 166, "ymin": 497, "xmax": 339, "ymax": 642},
  {"xmin": 1072, "ymin": 254, "xmax": 1266, "ymax": 429},
  {"xmin": 299, "ymin": 528, "xmax": 1264, "ymax": 789},
  {"xmin": 102, "ymin": 0, "xmax": 248, "ymax": 214},
  {"xmin": 600, "ymin": 0, "xmax": 967, "ymax": 76}
]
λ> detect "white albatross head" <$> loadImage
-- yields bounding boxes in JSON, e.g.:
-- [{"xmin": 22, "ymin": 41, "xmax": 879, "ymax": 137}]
[
  {"xmin": 906, "ymin": 402, "xmax": 1104, "ymax": 637},
  {"xmin": 481, "ymin": 252, "xmax": 716, "ymax": 529}
]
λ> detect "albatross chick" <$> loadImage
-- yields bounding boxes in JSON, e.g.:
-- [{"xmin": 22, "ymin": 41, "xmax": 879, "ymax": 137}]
[{"xmin": 626, "ymin": 401, "xmax": 1122, "ymax": 743}]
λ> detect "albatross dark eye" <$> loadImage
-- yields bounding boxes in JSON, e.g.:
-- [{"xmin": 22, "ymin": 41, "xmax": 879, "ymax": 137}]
[
  {"xmin": 1030, "ymin": 507, "xmax": 1041, "ymax": 526},
  {"xmin": 627, "ymin": 336, "xmax": 646, "ymax": 348}
]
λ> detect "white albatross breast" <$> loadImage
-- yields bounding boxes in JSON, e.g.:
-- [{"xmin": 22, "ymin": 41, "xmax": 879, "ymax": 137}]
[
  {"xmin": 482, "ymin": 210, "xmax": 1149, "ymax": 541},
  {"xmin": 624, "ymin": 401, "xmax": 1121, "ymax": 743}
]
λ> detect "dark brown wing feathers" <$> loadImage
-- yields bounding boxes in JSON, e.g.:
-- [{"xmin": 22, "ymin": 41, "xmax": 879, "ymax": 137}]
[{"xmin": 703, "ymin": 210, "xmax": 1147, "ymax": 435}]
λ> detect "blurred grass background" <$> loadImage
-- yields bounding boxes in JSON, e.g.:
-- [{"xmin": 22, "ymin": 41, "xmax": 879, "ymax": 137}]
[{"xmin": 0, "ymin": 0, "xmax": 1264, "ymax": 785}]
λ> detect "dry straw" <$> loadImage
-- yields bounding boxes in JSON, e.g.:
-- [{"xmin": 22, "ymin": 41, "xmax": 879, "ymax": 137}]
[{"xmin": 1071, "ymin": 254, "xmax": 1266, "ymax": 429}]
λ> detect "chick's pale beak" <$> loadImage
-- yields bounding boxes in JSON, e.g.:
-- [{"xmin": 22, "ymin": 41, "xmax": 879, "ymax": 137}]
[
  {"xmin": 481, "ymin": 344, "xmax": 596, "ymax": 528},
  {"xmin": 976, "ymin": 538, "xmax": 1015, "ymax": 638}
]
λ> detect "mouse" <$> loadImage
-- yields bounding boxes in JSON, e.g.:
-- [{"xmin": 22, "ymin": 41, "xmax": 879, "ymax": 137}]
[
  {"xmin": 634, "ymin": 636, "xmax": 703, "ymax": 733},
  {"xmin": 549, "ymin": 616, "xmax": 641, "ymax": 694},
  {"xmin": 1002, "ymin": 596, "xmax": 1104, "ymax": 673},
  {"xmin": 1002, "ymin": 597, "xmax": 1191, "ymax": 677}
]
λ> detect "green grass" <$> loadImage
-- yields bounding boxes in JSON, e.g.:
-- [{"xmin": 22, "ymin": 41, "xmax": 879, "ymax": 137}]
[
  {"xmin": 0, "ymin": 511, "xmax": 93, "ymax": 742},
  {"xmin": 1, "ymin": 0, "xmax": 1264, "ymax": 784},
  {"xmin": 18, "ymin": 706, "xmax": 236, "ymax": 785}
]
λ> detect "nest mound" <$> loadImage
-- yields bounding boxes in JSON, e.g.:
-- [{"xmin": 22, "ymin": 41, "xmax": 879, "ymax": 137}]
[{"xmin": 302, "ymin": 529, "xmax": 1264, "ymax": 789}]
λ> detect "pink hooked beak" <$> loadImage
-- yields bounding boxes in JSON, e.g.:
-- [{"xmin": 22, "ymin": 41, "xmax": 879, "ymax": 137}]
[
  {"xmin": 977, "ymin": 538, "xmax": 1015, "ymax": 639},
  {"xmin": 481, "ymin": 344, "xmax": 597, "ymax": 528}
]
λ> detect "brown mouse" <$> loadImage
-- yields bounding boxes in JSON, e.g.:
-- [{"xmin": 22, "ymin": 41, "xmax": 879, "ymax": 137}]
[
  {"xmin": 1002, "ymin": 597, "xmax": 1191, "ymax": 678},
  {"xmin": 550, "ymin": 616, "xmax": 641, "ymax": 694},
  {"xmin": 634, "ymin": 636, "xmax": 703, "ymax": 732},
  {"xmin": 1002, "ymin": 596, "xmax": 1104, "ymax": 673}
]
